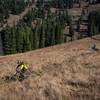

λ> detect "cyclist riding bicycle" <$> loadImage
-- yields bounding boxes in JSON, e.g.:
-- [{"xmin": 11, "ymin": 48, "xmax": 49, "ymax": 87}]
[{"xmin": 16, "ymin": 61, "xmax": 28, "ymax": 78}]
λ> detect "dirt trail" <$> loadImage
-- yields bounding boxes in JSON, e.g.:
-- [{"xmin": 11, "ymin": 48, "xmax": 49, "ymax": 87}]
[
  {"xmin": 7, "ymin": 4, "xmax": 35, "ymax": 27},
  {"xmin": 0, "ymin": 3, "xmax": 35, "ymax": 30},
  {"xmin": 7, "ymin": 4, "xmax": 36, "ymax": 27}
]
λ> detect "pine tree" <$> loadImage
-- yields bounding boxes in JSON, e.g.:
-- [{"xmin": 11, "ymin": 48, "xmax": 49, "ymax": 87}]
[
  {"xmin": 10, "ymin": 27, "xmax": 17, "ymax": 54},
  {"xmin": 69, "ymin": 23, "xmax": 74, "ymax": 41},
  {"xmin": 1, "ymin": 26, "xmax": 11, "ymax": 54},
  {"xmin": 32, "ymin": 25, "xmax": 40, "ymax": 49},
  {"xmin": 39, "ymin": 21, "xmax": 46, "ymax": 48},
  {"xmin": 50, "ymin": 22, "xmax": 56, "ymax": 45},
  {"xmin": 16, "ymin": 26, "xmax": 24, "ymax": 53},
  {"xmin": 29, "ymin": 27, "xmax": 34, "ymax": 50},
  {"xmin": 45, "ymin": 19, "xmax": 50, "ymax": 46},
  {"xmin": 23, "ymin": 26, "xmax": 32, "ymax": 52},
  {"xmin": 55, "ymin": 23, "xmax": 64, "ymax": 44}
]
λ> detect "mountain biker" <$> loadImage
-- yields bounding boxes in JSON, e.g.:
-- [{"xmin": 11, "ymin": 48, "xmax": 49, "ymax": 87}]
[{"xmin": 16, "ymin": 61, "xmax": 28, "ymax": 75}]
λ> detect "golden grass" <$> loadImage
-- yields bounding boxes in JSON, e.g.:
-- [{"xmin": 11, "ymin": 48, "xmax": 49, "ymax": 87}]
[{"xmin": 0, "ymin": 36, "xmax": 100, "ymax": 100}]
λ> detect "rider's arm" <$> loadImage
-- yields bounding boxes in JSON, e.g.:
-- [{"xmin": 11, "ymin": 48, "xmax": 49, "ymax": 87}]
[{"xmin": 16, "ymin": 65, "xmax": 20, "ymax": 72}]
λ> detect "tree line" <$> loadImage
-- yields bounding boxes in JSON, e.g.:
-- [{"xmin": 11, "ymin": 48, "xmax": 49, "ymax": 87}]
[
  {"xmin": 88, "ymin": 11, "xmax": 100, "ymax": 36},
  {"xmin": 1, "ymin": 0, "xmax": 100, "ymax": 55},
  {"xmin": 36, "ymin": 0, "xmax": 100, "ymax": 9},
  {"xmin": 1, "ymin": 8, "xmax": 69, "ymax": 55},
  {"xmin": 36, "ymin": 0, "xmax": 79, "ymax": 9}
]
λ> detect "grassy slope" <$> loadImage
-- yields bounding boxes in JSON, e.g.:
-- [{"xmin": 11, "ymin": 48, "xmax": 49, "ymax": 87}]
[{"xmin": 0, "ymin": 35, "xmax": 100, "ymax": 100}]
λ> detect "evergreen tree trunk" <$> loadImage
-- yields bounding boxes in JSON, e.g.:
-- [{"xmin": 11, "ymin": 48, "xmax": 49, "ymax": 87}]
[
  {"xmin": 39, "ymin": 22, "xmax": 46, "ymax": 48},
  {"xmin": 50, "ymin": 24, "xmax": 56, "ymax": 45},
  {"xmin": 33, "ymin": 25, "xmax": 40, "ymax": 49},
  {"xmin": 10, "ymin": 27, "xmax": 17, "ymax": 54},
  {"xmin": 16, "ymin": 27, "xmax": 24, "ymax": 53}
]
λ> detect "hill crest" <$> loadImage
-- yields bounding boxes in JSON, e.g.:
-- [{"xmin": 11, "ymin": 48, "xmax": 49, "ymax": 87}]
[{"xmin": 0, "ymin": 35, "xmax": 100, "ymax": 100}]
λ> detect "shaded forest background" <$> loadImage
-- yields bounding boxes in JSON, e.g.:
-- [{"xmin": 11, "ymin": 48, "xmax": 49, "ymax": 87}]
[{"xmin": 0, "ymin": 0, "xmax": 100, "ymax": 55}]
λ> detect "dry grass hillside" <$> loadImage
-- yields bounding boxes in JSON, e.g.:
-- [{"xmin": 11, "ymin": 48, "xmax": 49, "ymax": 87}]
[{"xmin": 0, "ymin": 35, "xmax": 100, "ymax": 100}]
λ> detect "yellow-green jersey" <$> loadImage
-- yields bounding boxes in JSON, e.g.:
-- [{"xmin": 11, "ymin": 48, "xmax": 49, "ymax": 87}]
[{"xmin": 20, "ymin": 64, "xmax": 28, "ymax": 70}]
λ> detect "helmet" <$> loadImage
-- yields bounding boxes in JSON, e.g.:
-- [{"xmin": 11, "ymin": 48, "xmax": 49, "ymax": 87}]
[{"xmin": 17, "ymin": 60, "xmax": 24, "ymax": 65}]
